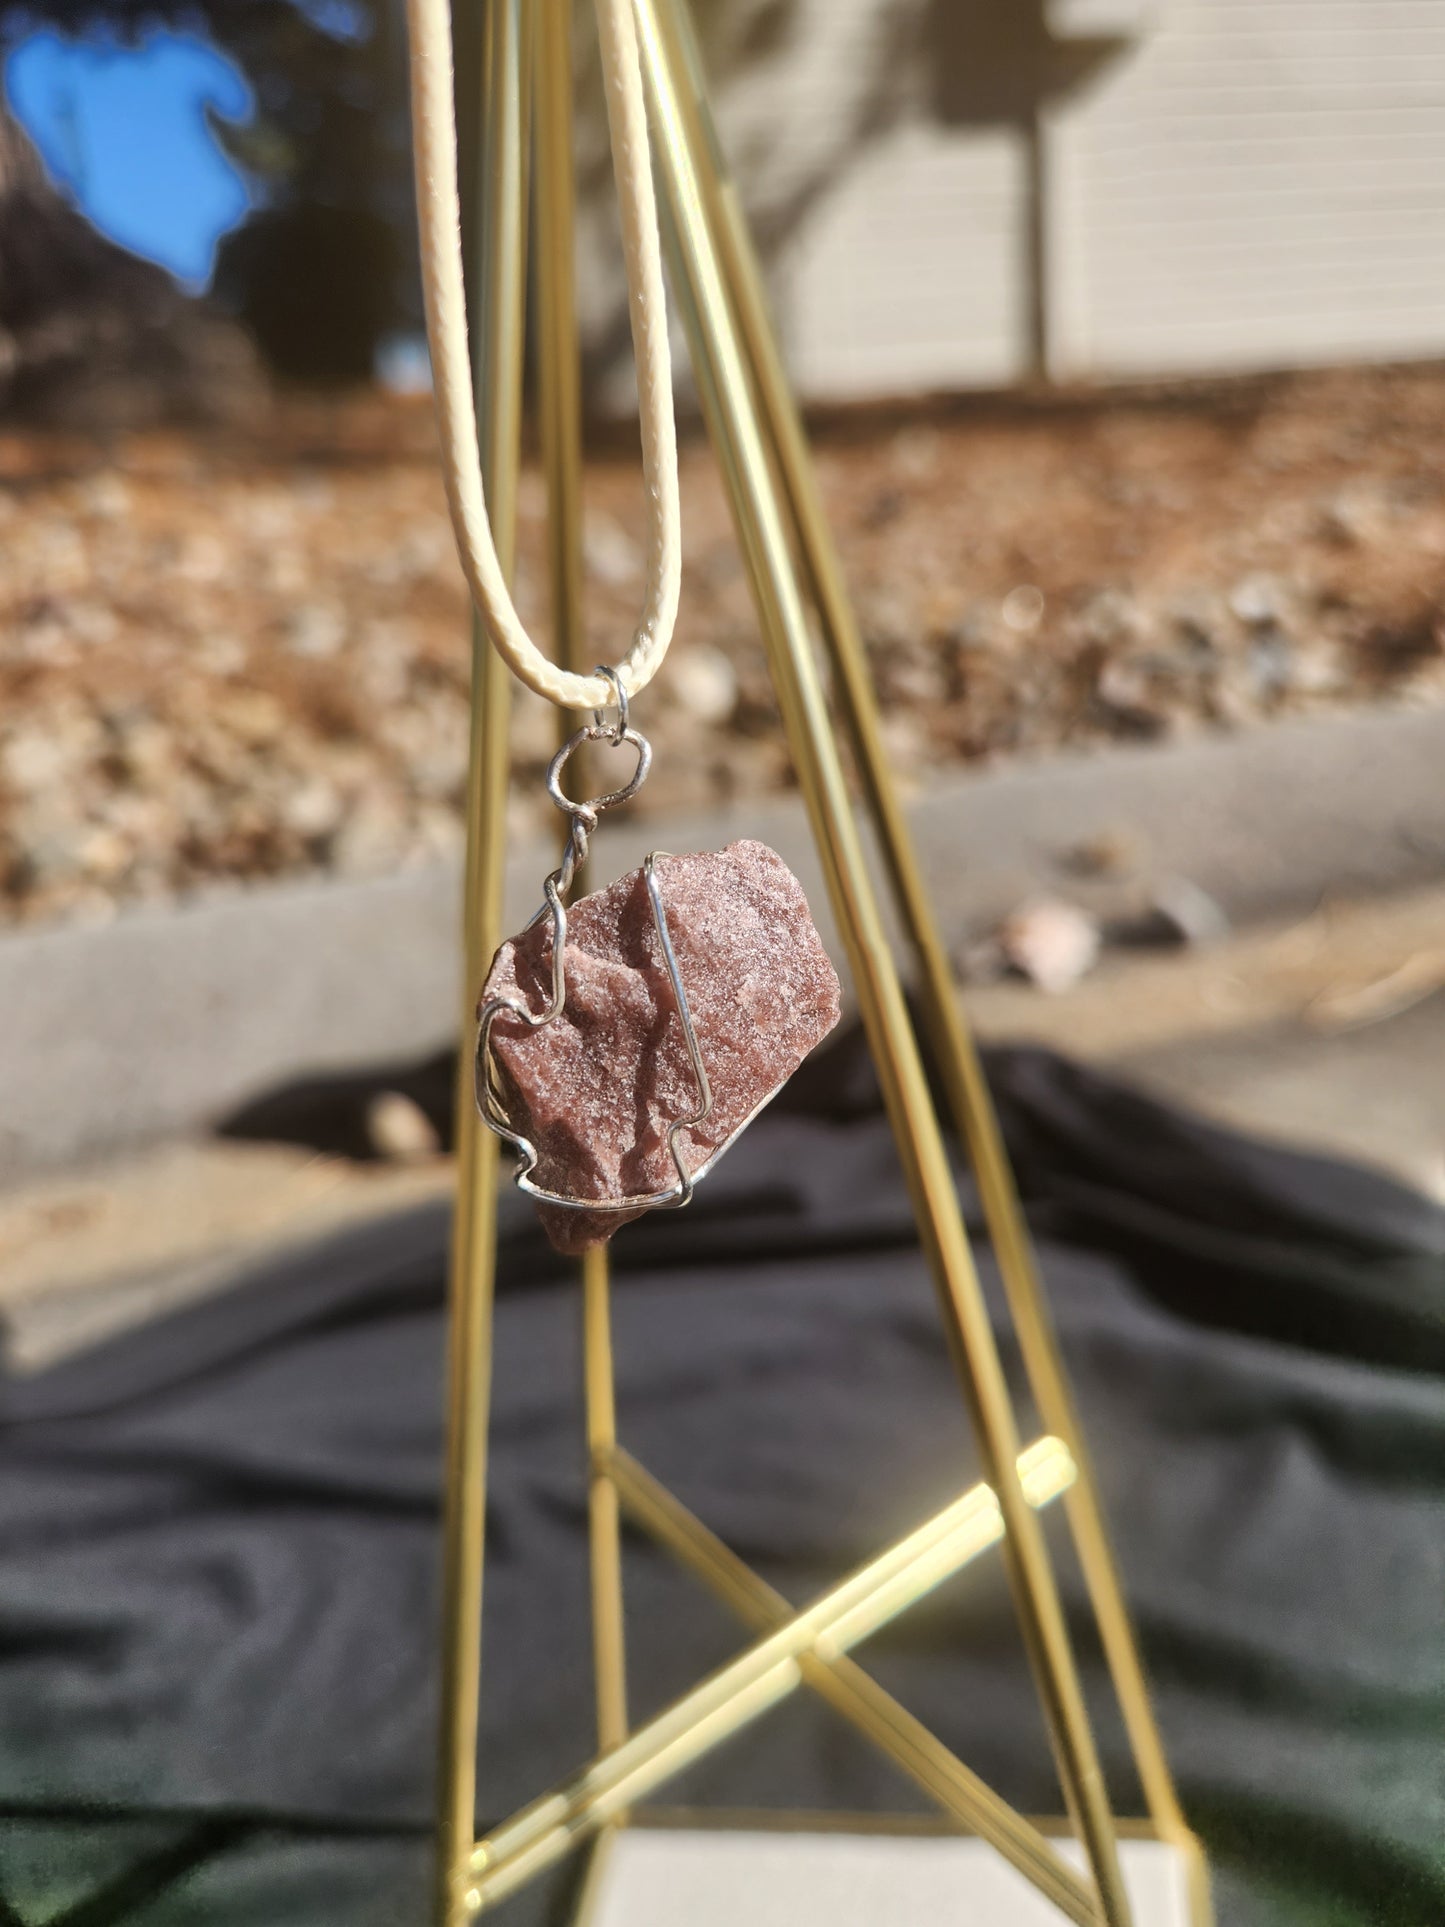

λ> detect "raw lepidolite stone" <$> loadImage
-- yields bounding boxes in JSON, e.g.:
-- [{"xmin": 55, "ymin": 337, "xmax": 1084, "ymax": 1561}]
[{"xmin": 481, "ymin": 839, "xmax": 841, "ymax": 1254}]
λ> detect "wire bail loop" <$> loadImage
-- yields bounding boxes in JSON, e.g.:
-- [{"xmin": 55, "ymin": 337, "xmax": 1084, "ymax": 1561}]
[
  {"xmin": 545, "ymin": 712, "xmax": 652, "ymax": 903},
  {"xmin": 591, "ymin": 663, "xmax": 630, "ymax": 743}
]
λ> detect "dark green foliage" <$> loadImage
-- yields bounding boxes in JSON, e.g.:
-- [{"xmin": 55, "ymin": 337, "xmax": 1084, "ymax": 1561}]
[{"xmin": 0, "ymin": 0, "xmax": 415, "ymax": 380}]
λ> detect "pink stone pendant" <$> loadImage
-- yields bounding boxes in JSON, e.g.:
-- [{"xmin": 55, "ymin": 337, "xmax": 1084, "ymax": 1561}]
[{"xmin": 477, "ymin": 839, "xmax": 841, "ymax": 1254}]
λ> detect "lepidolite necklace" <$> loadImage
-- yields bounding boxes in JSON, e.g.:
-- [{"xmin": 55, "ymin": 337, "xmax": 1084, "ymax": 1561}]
[{"xmin": 408, "ymin": 0, "xmax": 838, "ymax": 1254}]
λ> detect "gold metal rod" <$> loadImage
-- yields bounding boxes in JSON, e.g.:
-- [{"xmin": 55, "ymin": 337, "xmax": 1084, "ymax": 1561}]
[
  {"xmin": 568, "ymin": 1829, "xmax": 621, "ymax": 1927},
  {"xmin": 608, "ymin": 1447, "xmax": 1100, "ymax": 1926},
  {"xmin": 653, "ymin": 0, "xmax": 1187, "ymax": 1848},
  {"xmin": 636, "ymin": 4, "xmax": 1131, "ymax": 1920},
  {"xmin": 582, "ymin": 1250, "xmax": 629, "ymax": 1748},
  {"xmin": 531, "ymin": 0, "xmax": 632, "ymax": 1757},
  {"xmin": 468, "ymin": 1440, "xmax": 1077, "ymax": 1909},
  {"xmin": 434, "ymin": 4, "xmax": 530, "ymax": 1923},
  {"xmin": 474, "ymin": 1666, "xmax": 801, "ymax": 1912}
]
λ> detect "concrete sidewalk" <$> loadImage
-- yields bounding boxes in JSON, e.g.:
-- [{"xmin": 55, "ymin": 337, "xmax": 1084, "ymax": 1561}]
[{"xmin": 4, "ymin": 705, "xmax": 1442, "ymax": 1181}]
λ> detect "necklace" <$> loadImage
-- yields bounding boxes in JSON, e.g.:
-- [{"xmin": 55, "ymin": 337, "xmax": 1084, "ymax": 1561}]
[{"xmin": 407, "ymin": 0, "xmax": 840, "ymax": 1250}]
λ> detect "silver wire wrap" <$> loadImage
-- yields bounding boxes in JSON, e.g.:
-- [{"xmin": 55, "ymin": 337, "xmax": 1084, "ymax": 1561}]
[{"xmin": 474, "ymin": 676, "xmax": 715, "ymax": 1214}]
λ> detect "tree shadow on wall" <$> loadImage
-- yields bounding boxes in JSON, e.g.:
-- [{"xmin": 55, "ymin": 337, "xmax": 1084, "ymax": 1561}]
[
  {"xmin": 575, "ymin": 0, "xmax": 915, "ymax": 403},
  {"xmin": 927, "ymin": 0, "xmax": 1131, "ymax": 126},
  {"xmin": 576, "ymin": 0, "xmax": 1135, "ymax": 404}
]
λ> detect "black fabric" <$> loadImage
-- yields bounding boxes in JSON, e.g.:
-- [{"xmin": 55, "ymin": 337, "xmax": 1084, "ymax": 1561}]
[{"xmin": 1, "ymin": 1028, "xmax": 1441, "ymax": 1927}]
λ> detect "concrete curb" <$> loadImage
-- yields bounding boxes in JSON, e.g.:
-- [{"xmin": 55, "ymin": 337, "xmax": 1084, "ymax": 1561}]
[{"xmin": 4, "ymin": 706, "xmax": 1441, "ymax": 1178}]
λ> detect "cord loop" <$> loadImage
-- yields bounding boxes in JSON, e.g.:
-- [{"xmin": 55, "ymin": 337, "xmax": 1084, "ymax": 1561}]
[{"xmin": 405, "ymin": 0, "xmax": 680, "ymax": 711}]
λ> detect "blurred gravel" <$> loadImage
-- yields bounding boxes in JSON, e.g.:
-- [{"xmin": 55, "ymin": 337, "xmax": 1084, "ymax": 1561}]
[{"xmin": 2, "ymin": 365, "xmax": 1443, "ymax": 928}]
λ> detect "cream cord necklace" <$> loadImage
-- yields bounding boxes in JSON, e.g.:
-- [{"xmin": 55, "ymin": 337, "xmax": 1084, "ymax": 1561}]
[
  {"xmin": 405, "ymin": 0, "xmax": 680, "ymax": 713},
  {"xmin": 407, "ymin": 3, "xmax": 842, "ymax": 1254}
]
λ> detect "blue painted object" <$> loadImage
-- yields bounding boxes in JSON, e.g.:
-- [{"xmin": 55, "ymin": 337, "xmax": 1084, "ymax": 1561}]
[{"xmin": 5, "ymin": 27, "xmax": 253, "ymax": 286}]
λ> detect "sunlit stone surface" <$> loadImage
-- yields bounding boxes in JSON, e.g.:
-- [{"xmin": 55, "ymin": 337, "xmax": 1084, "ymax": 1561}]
[{"xmin": 482, "ymin": 840, "xmax": 841, "ymax": 1253}]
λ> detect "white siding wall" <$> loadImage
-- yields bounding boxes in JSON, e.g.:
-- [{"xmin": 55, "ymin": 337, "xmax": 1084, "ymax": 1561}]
[
  {"xmin": 1051, "ymin": 0, "xmax": 1445, "ymax": 375},
  {"xmin": 776, "ymin": 126, "xmax": 1022, "ymax": 397},
  {"xmin": 697, "ymin": 0, "xmax": 1445, "ymax": 398}
]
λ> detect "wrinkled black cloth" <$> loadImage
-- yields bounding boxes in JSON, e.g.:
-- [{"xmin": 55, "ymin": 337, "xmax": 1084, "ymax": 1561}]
[{"xmin": 1, "ymin": 1031, "xmax": 1441, "ymax": 1927}]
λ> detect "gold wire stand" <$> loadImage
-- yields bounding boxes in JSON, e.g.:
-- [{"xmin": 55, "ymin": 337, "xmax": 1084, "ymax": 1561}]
[{"xmin": 436, "ymin": 2, "xmax": 1209, "ymax": 1922}]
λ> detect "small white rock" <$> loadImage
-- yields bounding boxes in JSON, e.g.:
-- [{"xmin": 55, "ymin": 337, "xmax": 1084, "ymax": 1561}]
[
  {"xmin": 197, "ymin": 632, "xmax": 248, "ymax": 675},
  {"xmin": 1001, "ymin": 585, "xmax": 1046, "ymax": 635},
  {"xmin": 285, "ymin": 603, "xmax": 347, "ymax": 660},
  {"xmin": 79, "ymin": 472, "xmax": 131, "ymax": 520},
  {"xmin": 1286, "ymin": 641, "xmax": 1345, "ymax": 695},
  {"xmin": 997, "ymin": 898, "xmax": 1101, "ymax": 994},
  {"xmin": 671, "ymin": 645, "xmax": 738, "ymax": 725},
  {"xmin": 1080, "ymin": 587, "xmax": 1143, "ymax": 649},
  {"xmin": 176, "ymin": 533, "xmax": 228, "ymax": 584},
  {"xmin": 1228, "ymin": 574, "xmax": 1285, "ymax": 627},
  {"xmin": 77, "ymin": 826, "xmax": 132, "ymax": 881},
  {"xmin": 282, "ymin": 778, "xmax": 344, "ymax": 840},
  {"xmin": 365, "ymin": 1090, "xmax": 441, "ymax": 1163},
  {"xmin": 1096, "ymin": 659, "xmax": 1164, "ymax": 725},
  {"xmin": 3, "ymin": 729, "xmax": 75, "ymax": 792}
]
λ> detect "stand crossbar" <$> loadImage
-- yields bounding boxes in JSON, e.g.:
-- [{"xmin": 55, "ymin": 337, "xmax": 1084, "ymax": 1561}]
[
  {"xmin": 467, "ymin": 1441, "xmax": 1077, "ymax": 1915},
  {"xmin": 606, "ymin": 1447, "xmax": 1099, "ymax": 1926}
]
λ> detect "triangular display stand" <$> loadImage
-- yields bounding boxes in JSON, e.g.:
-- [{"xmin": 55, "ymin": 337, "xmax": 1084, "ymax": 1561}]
[{"xmin": 431, "ymin": 3, "xmax": 1210, "ymax": 1924}]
